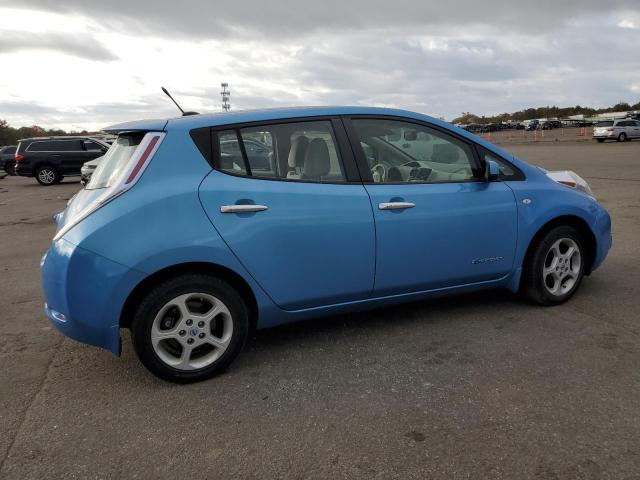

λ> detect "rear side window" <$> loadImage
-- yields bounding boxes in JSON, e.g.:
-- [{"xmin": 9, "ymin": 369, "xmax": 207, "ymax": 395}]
[
  {"xmin": 215, "ymin": 120, "xmax": 346, "ymax": 183},
  {"xmin": 27, "ymin": 140, "xmax": 83, "ymax": 151},
  {"xmin": 86, "ymin": 133, "xmax": 144, "ymax": 190},
  {"xmin": 2, "ymin": 146, "xmax": 16, "ymax": 154},
  {"xmin": 596, "ymin": 121, "xmax": 614, "ymax": 127},
  {"xmin": 27, "ymin": 141, "xmax": 55, "ymax": 151}
]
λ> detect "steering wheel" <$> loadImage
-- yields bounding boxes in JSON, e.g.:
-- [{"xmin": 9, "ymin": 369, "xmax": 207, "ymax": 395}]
[{"xmin": 371, "ymin": 163, "xmax": 386, "ymax": 183}]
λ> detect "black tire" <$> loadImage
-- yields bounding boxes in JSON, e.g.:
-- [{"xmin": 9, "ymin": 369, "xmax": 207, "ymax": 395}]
[
  {"xmin": 35, "ymin": 165, "xmax": 61, "ymax": 186},
  {"xmin": 596, "ymin": 139, "xmax": 605, "ymax": 143},
  {"xmin": 131, "ymin": 274, "xmax": 248, "ymax": 383},
  {"xmin": 521, "ymin": 226, "xmax": 586, "ymax": 306},
  {"xmin": 4, "ymin": 161, "xmax": 16, "ymax": 175},
  {"xmin": 617, "ymin": 133, "xmax": 626, "ymax": 142}
]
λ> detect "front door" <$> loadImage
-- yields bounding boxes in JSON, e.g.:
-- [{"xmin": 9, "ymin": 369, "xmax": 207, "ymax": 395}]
[
  {"xmin": 347, "ymin": 117, "xmax": 518, "ymax": 296},
  {"xmin": 199, "ymin": 119, "xmax": 375, "ymax": 310}
]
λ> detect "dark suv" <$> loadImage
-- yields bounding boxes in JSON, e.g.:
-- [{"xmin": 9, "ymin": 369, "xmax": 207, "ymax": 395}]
[
  {"xmin": 0, "ymin": 146, "xmax": 17, "ymax": 175},
  {"xmin": 15, "ymin": 137, "xmax": 109, "ymax": 185}
]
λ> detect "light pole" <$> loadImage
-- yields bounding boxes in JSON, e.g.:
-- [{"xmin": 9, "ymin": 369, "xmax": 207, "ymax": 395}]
[{"xmin": 221, "ymin": 83, "xmax": 231, "ymax": 112}]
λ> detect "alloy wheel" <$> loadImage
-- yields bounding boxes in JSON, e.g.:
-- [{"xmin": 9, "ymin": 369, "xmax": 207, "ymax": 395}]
[
  {"xmin": 150, "ymin": 292, "xmax": 233, "ymax": 370},
  {"xmin": 542, "ymin": 238, "xmax": 582, "ymax": 296},
  {"xmin": 38, "ymin": 168, "xmax": 56, "ymax": 184}
]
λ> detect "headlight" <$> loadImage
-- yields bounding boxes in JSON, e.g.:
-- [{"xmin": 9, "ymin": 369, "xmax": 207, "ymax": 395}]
[{"xmin": 546, "ymin": 170, "xmax": 594, "ymax": 197}]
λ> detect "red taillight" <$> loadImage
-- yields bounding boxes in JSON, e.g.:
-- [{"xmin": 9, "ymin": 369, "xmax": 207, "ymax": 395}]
[
  {"xmin": 606, "ymin": 128, "xmax": 614, "ymax": 132},
  {"xmin": 15, "ymin": 154, "xmax": 24, "ymax": 162},
  {"xmin": 125, "ymin": 135, "xmax": 160, "ymax": 184}
]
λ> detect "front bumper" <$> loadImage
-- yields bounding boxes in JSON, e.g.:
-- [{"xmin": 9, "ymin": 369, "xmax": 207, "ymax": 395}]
[
  {"xmin": 41, "ymin": 239, "xmax": 145, "ymax": 355},
  {"xmin": 591, "ymin": 205, "xmax": 612, "ymax": 272}
]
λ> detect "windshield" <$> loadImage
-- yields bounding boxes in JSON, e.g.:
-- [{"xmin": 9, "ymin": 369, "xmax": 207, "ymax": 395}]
[
  {"xmin": 86, "ymin": 133, "xmax": 144, "ymax": 190},
  {"xmin": 596, "ymin": 121, "xmax": 614, "ymax": 127}
]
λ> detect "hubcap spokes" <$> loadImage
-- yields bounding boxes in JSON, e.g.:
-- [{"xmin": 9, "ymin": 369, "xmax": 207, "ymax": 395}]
[
  {"xmin": 151, "ymin": 293, "xmax": 233, "ymax": 370},
  {"xmin": 543, "ymin": 238, "xmax": 581, "ymax": 296},
  {"xmin": 39, "ymin": 169, "xmax": 54, "ymax": 183}
]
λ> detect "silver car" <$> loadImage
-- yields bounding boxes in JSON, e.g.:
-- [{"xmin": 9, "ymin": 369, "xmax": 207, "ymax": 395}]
[{"xmin": 593, "ymin": 119, "xmax": 640, "ymax": 143}]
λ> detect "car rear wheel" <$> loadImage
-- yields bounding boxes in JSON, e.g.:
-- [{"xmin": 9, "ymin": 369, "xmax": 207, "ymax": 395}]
[
  {"xmin": 131, "ymin": 274, "xmax": 248, "ymax": 383},
  {"xmin": 35, "ymin": 165, "xmax": 61, "ymax": 186},
  {"xmin": 4, "ymin": 161, "xmax": 16, "ymax": 175},
  {"xmin": 521, "ymin": 226, "xmax": 586, "ymax": 306},
  {"xmin": 618, "ymin": 133, "xmax": 627, "ymax": 142}
]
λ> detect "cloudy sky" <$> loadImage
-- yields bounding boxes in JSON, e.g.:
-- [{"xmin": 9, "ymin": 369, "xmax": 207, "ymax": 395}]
[{"xmin": 0, "ymin": 1, "xmax": 639, "ymax": 130}]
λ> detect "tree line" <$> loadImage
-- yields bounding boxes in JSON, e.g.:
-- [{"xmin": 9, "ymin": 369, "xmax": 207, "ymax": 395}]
[
  {"xmin": 0, "ymin": 119, "xmax": 98, "ymax": 146},
  {"xmin": 451, "ymin": 101, "xmax": 640, "ymax": 125}
]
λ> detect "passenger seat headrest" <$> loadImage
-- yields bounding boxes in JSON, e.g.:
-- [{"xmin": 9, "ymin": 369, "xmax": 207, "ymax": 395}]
[
  {"xmin": 288, "ymin": 136, "xmax": 310, "ymax": 168},
  {"xmin": 304, "ymin": 138, "xmax": 331, "ymax": 179}
]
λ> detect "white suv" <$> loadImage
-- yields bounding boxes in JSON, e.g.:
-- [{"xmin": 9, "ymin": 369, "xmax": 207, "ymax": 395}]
[{"xmin": 593, "ymin": 119, "xmax": 640, "ymax": 143}]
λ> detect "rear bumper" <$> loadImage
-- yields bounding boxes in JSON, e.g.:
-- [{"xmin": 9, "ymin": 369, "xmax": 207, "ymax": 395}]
[
  {"xmin": 41, "ymin": 239, "xmax": 145, "ymax": 355},
  {"xmin": 15, "ymin": 163, "xmax": 33, "ymax": 177}
]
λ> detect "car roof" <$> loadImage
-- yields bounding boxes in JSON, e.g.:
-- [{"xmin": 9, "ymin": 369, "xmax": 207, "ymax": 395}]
[
  {"xmin": 104, "ymin": 106, "xmax": 450, "ymax": 133},
  {"xmin": 18, "ymin": 136, "xmax": 107, "ymax": 143}
]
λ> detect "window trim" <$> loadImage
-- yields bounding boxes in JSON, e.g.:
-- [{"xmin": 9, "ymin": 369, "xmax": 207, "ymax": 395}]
[
  {"xmin": 342, "ymin": 115, "xmax": 485, "ymax": 185},
  {"xmin": 209, "ymin": 116, "xmax": 361, "ymax": 184}
]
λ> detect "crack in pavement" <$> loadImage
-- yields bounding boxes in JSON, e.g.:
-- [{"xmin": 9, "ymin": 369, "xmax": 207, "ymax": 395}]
[{"xmin": 0, "ymin": 336, "xmax": 64, "ymax": 476}]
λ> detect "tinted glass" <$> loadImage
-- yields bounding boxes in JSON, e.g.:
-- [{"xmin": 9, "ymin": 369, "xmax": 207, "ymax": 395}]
[
  {"xmin": 86, "ymin": 133, "xmax": 143, "ymax": 190},
  {"xmin": 84, "ymin": 140, "xmax": 104, "ymax": 151},
  {"xmin": 28, "ymin": 141, "xmax": 55, "ymax": 151},
  {"xmin": 352, "ymin": 119, "xmax": 477, "ymax": 183},
  {"xmin": 596, "ymin": 121, "xmax": 614, "ymax": 127}
]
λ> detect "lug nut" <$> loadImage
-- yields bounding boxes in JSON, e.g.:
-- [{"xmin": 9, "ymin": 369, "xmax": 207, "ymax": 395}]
[
  {"xmin": 187, "ymin": 338, "xmax": 194, "ymax": 344},
  {"xmin": 179, "ymin": 330, "xmax": 186, "ymax": 336},
  {"xmin": 199, "ymin": 333, "xmax": 205, "ymax": 339},
  {"xmin": 198, "ymin": 321, "xmax": 205, "ymax": 328},
  {"xmin": 186, "ymin": 319, "xmax": 193, "ymax": 326}
]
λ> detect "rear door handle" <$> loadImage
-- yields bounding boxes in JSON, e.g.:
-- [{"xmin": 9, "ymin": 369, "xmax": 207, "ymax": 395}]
[
  {"xmin": 378, "ymin": 202, "xmax": 415, "ymax": 210},
  {"xmin": 220, "ymin": 204, "xmax": 268, "ymax": 213}
]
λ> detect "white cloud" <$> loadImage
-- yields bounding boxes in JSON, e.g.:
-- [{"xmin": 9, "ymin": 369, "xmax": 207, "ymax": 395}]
[{"xmin": 0, "ymin": 2, "xmax": 639, "ymax": 130}]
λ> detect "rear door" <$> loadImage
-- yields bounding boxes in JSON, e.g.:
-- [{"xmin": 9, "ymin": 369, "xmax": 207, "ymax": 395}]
[{"xmin": 198, "ymin": 118, "xmax": 375, "ymax": 310}]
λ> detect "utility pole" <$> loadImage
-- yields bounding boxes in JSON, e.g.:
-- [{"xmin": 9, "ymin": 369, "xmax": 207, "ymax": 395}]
[{"xmin": 221, "ymin": 83, "xmax": 231, "ymax": 112}]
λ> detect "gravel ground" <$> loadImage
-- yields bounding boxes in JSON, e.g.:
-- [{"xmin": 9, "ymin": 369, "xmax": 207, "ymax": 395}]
[{"xmin": 1, "ymin": 139, "xmax": 639, "ymax": 479}]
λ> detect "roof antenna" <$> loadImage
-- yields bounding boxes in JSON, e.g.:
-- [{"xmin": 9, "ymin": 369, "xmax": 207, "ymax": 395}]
[{"xmin": 161, "ymin": 87, "xmax": 199, "ymax": 116}]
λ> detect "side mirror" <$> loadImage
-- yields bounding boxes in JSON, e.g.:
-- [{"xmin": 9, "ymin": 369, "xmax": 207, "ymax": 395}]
[{"xmin": 486, "ymin": 159, "xmax": 500, "ymax": 181}]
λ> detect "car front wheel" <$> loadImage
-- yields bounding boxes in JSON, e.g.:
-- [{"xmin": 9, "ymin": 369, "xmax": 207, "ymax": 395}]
[
  {"xmin": 131, "ymin": 274, "xmax": 248, "ymax": 383},
  {"xmin": 521, "ymin": 226, "xmax": 586, "ymax": 305}
]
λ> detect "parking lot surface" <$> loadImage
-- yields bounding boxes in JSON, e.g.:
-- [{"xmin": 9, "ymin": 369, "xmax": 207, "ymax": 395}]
[{"xmin": 1, "ymin": 140, "xmax": 639, "ymax": 479}]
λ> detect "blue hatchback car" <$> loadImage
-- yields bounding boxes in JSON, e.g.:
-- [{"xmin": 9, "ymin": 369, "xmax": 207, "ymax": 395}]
[{"xmin": 41, "ymin": 107, "xmax": 612, "ymax": 382}]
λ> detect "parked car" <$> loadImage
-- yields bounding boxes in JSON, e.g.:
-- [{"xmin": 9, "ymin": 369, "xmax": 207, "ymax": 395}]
[
  {"xmin": 42, "ymin": 106, "xmax": 612, "ymax": 383},
  {"xmin": 0, "ymin": 145, "xmax": 17, "ymax": 175},
  {"xmin": 542, "ymin": 120, "xmax": 562, "ymax": 130},
  {"xmin": 15, "ymin": 136, "xmax": 109, "ymax": 185},
  {"xmin": 80, "ymin": 156, "xmax": 104, "ymax": 186},
  {"xmin": 525, "ymin": 120, "xmax": 539, "ymax": 131},
  {"xmin": 593, "ymin": 119, "xmax": 640, "ymax": 143}
]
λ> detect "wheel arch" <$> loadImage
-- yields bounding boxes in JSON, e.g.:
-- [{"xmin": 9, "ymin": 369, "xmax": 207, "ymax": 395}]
[
  {"xmin": 522, "ymin": 215, "xmax": 597, "ymax": 279},
  {"xmin": 119, "ymin": 262, "xmax": 259, "ymax": 331}
]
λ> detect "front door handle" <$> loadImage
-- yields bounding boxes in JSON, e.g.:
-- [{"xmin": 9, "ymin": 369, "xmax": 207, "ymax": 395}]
[
  {"xmin": 378, "ymin": 202, "xmax": 415, "ymax": 210},
  {"xmin": 220, "ymin": 204, "xmax": 268, "ymax": 213}
]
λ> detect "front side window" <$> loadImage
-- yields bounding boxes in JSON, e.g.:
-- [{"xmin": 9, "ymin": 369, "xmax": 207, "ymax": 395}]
[
  {"xmin": 480, "ymin": 150, "xmax": 525, "ymax": 181},
  {"xmin": 216, "ymin": 120, "xmax": 346, "ymax": 183},
  {"xmin": 351, "ymin": 119, "xmax": 478, "ymax": 183},
  {"xmin": 84, "ymin": 140, "xmax": 104, "ymax": 151}
]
